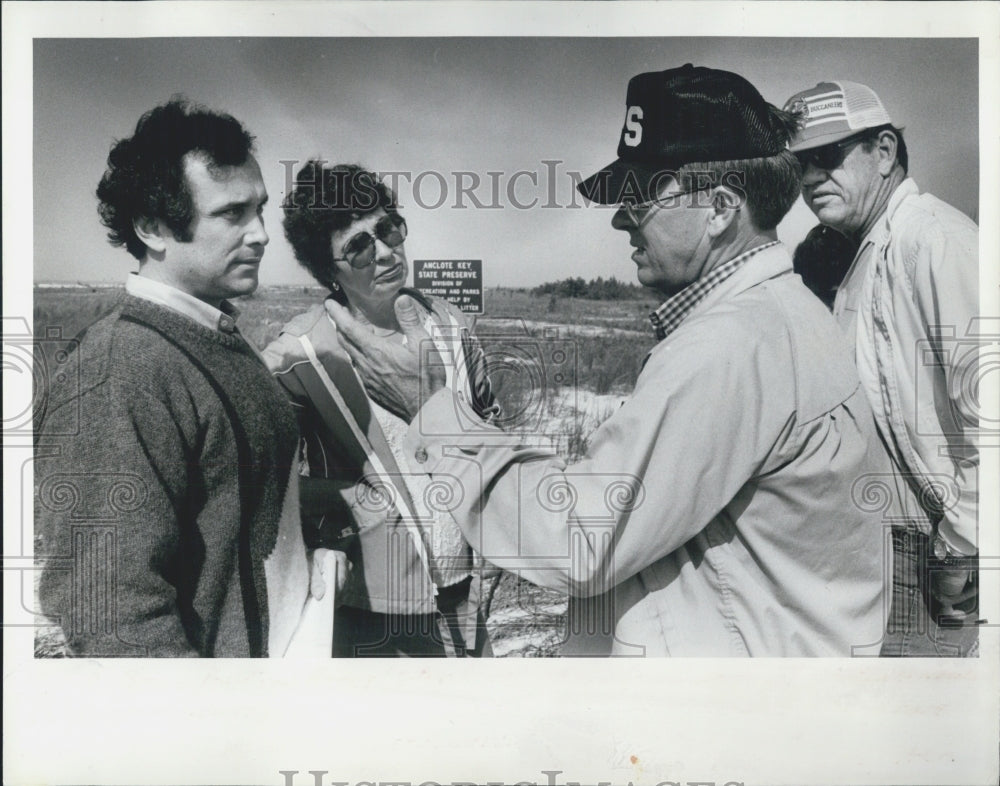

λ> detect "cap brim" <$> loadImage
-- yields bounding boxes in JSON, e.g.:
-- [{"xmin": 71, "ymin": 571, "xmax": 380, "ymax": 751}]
[
  {"xmin": 577, "ymin": 158, "xmax": 680, "ymax": 205},
  {"xmin": 790, "ymin": 124, "xmax": 890, "ymax": 153}
]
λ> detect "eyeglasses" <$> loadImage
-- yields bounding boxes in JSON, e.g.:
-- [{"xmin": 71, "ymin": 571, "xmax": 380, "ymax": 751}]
[
  {"xmin": 332, "ymin": 212, "xmax": 408, "ymax": 269},
  {"xmin": 794, "ymin": 131, "xmax": 872, "ymax": 171},
  {"xmin": 621, "ymin": 188, "xmax": 705, "ymax": 230}
]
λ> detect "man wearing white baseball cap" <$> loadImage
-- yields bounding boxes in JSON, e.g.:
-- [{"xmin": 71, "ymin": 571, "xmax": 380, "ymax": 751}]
[{"xmin": 784, "ymin": 80, "xmax": 981, "ymax": 656}]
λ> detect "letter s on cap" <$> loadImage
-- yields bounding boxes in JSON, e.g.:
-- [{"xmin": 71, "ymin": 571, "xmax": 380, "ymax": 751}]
[{"xmin": 623, "ymin": 106, "xmax": 643, "ymax": 147}]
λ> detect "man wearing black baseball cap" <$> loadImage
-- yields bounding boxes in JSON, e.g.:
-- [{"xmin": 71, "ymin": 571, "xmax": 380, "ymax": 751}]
[
  {"xmin": 579, "ymin": 63, "xmax": 790, "ymax": 206},
  {"xmin": 329, "ymin": 65, "xmax": 891, "ymax": 656}
]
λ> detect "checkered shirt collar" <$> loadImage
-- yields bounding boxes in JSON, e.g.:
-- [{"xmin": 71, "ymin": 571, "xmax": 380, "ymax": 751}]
[{"xmin": 648, "ymin": 241, "xmax": 779, "ymax": 340}]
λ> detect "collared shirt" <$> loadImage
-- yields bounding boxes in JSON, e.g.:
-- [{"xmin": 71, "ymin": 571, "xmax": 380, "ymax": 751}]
[
  {"xmin": 126, "ymin": 273, "xmax": 241, "ymax": 334},
  {"xmin": 648, "ymin": 240, "xmax": 780, "ymax": 340}
]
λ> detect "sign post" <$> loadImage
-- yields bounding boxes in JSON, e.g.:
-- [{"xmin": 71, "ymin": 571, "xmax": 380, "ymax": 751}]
[{"xmin": 413, "ymin": 259, "xmax": 483, "ymax": 314}]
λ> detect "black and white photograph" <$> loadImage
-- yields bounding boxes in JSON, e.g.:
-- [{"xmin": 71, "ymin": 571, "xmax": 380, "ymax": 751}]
[{"xmin": 4, "ymin": 2, "xmax": 999, "ymax": 785}]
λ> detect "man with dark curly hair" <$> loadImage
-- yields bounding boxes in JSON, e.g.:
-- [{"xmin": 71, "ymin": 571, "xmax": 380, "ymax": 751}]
[{"xmin": 36, "ymin": 98, "xmax": 335, "ymax": 657}]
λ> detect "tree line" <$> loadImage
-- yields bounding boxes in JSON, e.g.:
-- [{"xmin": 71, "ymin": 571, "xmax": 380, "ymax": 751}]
[{"xmin": 531, "ymin": 276, "xmax": 648, "ymax": 300}]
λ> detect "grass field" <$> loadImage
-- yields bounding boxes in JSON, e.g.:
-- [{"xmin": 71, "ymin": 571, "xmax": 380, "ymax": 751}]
[{"xmin": 32, "ymin": 284, "xmax": 659, "ymax": 657}]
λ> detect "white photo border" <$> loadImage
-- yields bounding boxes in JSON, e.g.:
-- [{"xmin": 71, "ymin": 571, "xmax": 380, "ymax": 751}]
[{"xmin": 4, "ymin": 2, "xmax": 999, "ymax": 785}]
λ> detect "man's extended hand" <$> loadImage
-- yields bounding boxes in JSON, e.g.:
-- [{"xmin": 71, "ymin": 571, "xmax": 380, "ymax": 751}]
[
  {"xmin": 325, "ymin": 295, "xmax": 447, "ymax": 422},
  {"xmin": 931, "ymin": 567, "xmax": 978, "ymax": 619}
]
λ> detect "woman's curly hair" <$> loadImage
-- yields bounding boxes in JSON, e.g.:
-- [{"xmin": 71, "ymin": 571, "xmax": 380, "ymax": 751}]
[
  {"xmin": 281, "ymin": 161, "xmax": 398, "ymax": 298},
  {"xmin": 96, "ymin": 97, "xmax": 256, "ymax": 260}
]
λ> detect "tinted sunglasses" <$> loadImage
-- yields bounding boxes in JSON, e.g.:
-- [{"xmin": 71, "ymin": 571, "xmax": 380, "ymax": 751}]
[
  {"xmin": 794, "ymin": 131, "xmax": 872, "ymax": 171},
  {"xmin": 333, "ymin": 212, "xmax": 408, "ymax": 269}
]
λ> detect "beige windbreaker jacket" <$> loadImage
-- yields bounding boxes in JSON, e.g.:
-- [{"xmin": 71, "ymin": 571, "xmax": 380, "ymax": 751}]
[
  {"xmin": 405, "ymin": 245, "xmax": 890, "ymax": 656},
  {"xmin": 835, "ymin": 179, "xmax": 980, "ymax": 557}
]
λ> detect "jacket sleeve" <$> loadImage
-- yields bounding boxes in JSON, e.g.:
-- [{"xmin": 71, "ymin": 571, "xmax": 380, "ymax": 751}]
[
  {"xmin": 37, "ymin": 381, "xmax": 201, "ymax": 656},
  {"xmin": 403, "ymin": 320, "xmax": 789, "ymax": 596},
  {"xmin": 261, "ymin": 327, "xmax": 376, "ymax": 553},
  {"xmin": 909, "ymin": 215, "xmax": 980, "ymax": 554},
  {"xmin": 424, "ymin": 296, "xmax": 500, "ymax": 422}
]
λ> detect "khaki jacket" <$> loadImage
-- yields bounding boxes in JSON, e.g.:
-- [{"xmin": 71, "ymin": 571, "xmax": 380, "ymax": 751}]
[
  {"xmin": 834, "ymin": 179, "xmax": 979, "ymax": 556},
  {"xmin": 262, "ymin": 296, "xmax": 479, "ymax": 615},
  {"xmin": 405, "ymin": 246, "xmax": 890, "ymax": 655}
]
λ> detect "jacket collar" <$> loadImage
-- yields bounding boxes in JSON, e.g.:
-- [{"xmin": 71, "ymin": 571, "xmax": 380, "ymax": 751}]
[
  {"xmin": 859, "ymin": 177, "xmax": 919, "ymax": 252},
  {"xmin": 649, "ymin": 241, "xmax": 780, "ymax": 340},
  {"xmin": 277, "ymin": 300, "xmax": 330, "ymax": 339},
  {"xmin": 669, "ymin": 242, "xmax": 794, "ymax": 332}
]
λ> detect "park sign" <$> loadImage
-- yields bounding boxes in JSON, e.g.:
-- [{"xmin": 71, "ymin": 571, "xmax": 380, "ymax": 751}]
[{"xmin": 413, "ymin": 259, "xmax": 483, "ymax": 314}]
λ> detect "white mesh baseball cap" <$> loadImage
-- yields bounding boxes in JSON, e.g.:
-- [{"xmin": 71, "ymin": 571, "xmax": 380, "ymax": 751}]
[{"xmin": 783, "ymin": 81, "xmax": 895, "ymax": 152}]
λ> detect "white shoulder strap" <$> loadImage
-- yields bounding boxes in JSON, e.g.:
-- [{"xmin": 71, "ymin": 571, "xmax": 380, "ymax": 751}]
[{"xmin": 296, "ymin": 333, "xmax": 437, "ymax": 593}]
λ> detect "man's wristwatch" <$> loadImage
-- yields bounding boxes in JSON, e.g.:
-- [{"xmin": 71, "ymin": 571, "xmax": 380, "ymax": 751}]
[{"xmin": 932, "ymin": 535, "xmax": 973, "ymax": 567}]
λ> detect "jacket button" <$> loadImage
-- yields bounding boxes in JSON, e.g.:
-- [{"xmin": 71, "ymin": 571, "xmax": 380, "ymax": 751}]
[{"xmin": 414, "ymin": 447, "xmax": 429, "ymax": 464}]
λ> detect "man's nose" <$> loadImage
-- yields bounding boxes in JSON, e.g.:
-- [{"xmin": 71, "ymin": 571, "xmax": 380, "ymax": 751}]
[
  {"xmin": 246, "ymin": 212, "xmax": 269, "ymax": 247},
  {"xmin": 611, "ymin": 206, "xmax": 633, "ymax": 232},
  {"xmin": 800, "ymin": 161, "xmax": 827, "ymax": 188}
]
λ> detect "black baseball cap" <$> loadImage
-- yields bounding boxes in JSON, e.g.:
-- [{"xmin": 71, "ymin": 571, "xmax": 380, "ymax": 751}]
[{"xmin": 579, "ymin": 64, "xmax": 790, "ymax": 204}]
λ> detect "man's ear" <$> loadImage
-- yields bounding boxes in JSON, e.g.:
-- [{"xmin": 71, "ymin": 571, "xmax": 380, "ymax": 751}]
[
  {"xmin": 874, "ymin": 130, "xmax": 899, "ymax": 177},
  {"xmin": 705, "ymin": 185, "xmax": 742, "ymax": 238},
  {"xmin": 133, "ymin": 216, "xmax": 167, "ymax": 254}
]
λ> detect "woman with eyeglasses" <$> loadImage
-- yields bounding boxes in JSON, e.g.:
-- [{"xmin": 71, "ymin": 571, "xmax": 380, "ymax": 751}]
[{"xmin": 262, "ymin": 161, "xmax": 494, "ymax": 657}]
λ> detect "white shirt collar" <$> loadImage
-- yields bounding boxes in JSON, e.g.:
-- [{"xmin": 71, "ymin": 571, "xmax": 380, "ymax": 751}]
[{"xmin": 126, "ymin": 273, "xmax": 241, "ymax": 333}]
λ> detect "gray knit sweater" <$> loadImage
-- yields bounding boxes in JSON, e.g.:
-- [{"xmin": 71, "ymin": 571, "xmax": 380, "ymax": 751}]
[{"xmin": 36, "ymin": 295, "xmax": 302, "ymax": 657}]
